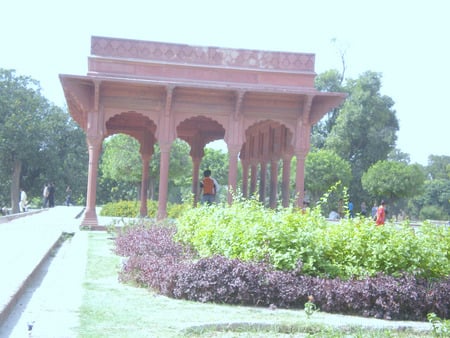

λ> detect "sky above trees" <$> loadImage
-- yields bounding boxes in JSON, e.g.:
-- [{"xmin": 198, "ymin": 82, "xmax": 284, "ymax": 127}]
[{"xmin": 1, "ymin": 0, "xmax": 448, "ymax": 165}]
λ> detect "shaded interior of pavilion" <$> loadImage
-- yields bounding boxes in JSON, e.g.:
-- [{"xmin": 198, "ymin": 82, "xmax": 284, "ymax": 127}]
[{"xmin": 105, "ymin": 112, "xmax": 300, "ymax": 213}]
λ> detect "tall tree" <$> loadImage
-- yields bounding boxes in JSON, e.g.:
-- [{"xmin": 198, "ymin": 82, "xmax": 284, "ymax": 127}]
[
  {"xmin": 387, "ymin": 148, "xmax": 411, "ymax": 164},
  {"xmin": 305, "ymin": 149, "xmax": 351, "ymax": 205},
  {"xmin": 99, "ymin": 134, "xmax": 142, "ymax": 202},
  {"xmin": 324, "ymin": 71, "xmax": 399, "ymax": 201},
  {"xmin": 20, "ymin": 105, "xmax": 87, "ymax": 206},
  {"xmin": 407, "ymin": 155, "xmax": 450, "ymax": 220},
  {"xmin": 0, "ymin": 69, "xmax": 54, "ymax": 212},
  {"xmin": 361, "ymin": 160, "xmax": 425, "ymax": 212},
  {"xmin": 99, "ymin": 135, "xmax": 194, "ymax": 203},
  {"xmin": 427, "ymin": 155, "xmax": 450, "ymax": 180},
  {"xmin": 312, "ymin": 69, "xmax": 348, "ymax": 149}
]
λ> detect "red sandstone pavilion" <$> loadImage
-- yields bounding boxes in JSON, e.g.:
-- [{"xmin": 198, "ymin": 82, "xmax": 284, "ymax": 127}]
[{"xmin": 60, "ymin": 36, "xmax": 346, "ymax": 227}]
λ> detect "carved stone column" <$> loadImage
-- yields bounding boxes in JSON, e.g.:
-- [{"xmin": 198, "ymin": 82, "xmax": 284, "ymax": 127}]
[
  {"xmin": 227, "ymin": 144, "xmax": 240, "ymax": 204},
  {"xmin": 294, "ymin": 151, "xmax": 307, "ymax": 208},
  {"xmin": 139, "ymin": 152, "xmax": 152, "ymax": 217},
  {"xmin": 157, "ymin": 142, "xmax": 171, "ymax": 219},
  {"xmin": 192, "ymin": 156, "xmax": 202, "ymax": 206},
  {"xmin": 81, "ymin": 135, "xmax": 102, "ymax": 228},
  {"xmin": 156, "ymin": 86, "xmax": 175, "ymax": 219},
  {"xmin": 269, "ymin": 159, "xmax": 278, "ymax": 208},
  {"xmin": 139, "ymin": 133, "xmax": 154, "ymax": 217},
  {"xmin": 250, "ymin": 163, "xmax": 258, "ymax": 197},
  {"xmin": 259, "ymin": 161, "xmax": 267, "ymax": 205},
  {"xmin": 281, "ymin": 155, "xmax": 292, "ymax": 207},
  {"xmin": 189, "ymin": 142, "xmax": 205, "ymax": 207},
  {"xmin": 241, "ymin": 159, "xmax": 249, "ymax": 198}
]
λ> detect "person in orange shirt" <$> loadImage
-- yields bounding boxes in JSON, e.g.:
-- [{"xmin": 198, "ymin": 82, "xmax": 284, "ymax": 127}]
[
  {"xmin": 200, "ymin": 169, "xmax": 219, "ymax": 205},
  {"xmin": 375, "ymin": 200, "xmax": 386, "ymax": 225}
]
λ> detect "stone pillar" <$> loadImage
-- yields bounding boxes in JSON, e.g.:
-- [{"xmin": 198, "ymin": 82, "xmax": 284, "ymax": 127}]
[
  {"xmin": 250, "ymin": 163, "xmax": 257, "ymax": 197},
  {"xmin": 157, "ymin": 85, "xmax": 174, "ymax": 219},
  {"xmin": 269, "ymin": 159, "xmax": 278, "ymax": 208},
  {"xmin": 81, "ymin": 135, "xmax": 102, "ymax": 228},
  {"xmin": 241, "ymin": 160, "xmax": 249, "ymax": 198},
  {"xmin": 227, "ymin": 144, "xmax": 240, "ymax": 204},
  {"xmin": 139, "ymin": 152, "xmax": 151, "ymax": 217},
  {"xmin": 192, "ymin": 156, "xmax": 201, "ymax": 206},
  {"xmin": 259, "ymin": 161, "xmax": 267, "ymax": 204},
  {"xmin": 157, "ymin": 142, "xmax": 171, "ymax": 219},
  {"xmin": 295, "ymin": 151, "xmax": 307, "ymax": 208},
  {"xmin": 281, "ymin": 156, "xmax": 292, "ymax": 207},
  {"xmin": 189, "ymin": 141, "xmax": 205, "ymax": 207}
]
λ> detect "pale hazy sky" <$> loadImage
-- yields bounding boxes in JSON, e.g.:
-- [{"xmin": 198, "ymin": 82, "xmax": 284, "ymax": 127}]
[{"xmin": 1, "ymin": 0, "xmax": 448, "ymax": 165}]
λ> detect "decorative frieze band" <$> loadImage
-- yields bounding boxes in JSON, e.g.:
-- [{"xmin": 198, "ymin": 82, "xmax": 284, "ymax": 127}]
[{"xmin": 91, "ymin": 36, "xmax": 315, "ymax": 72}]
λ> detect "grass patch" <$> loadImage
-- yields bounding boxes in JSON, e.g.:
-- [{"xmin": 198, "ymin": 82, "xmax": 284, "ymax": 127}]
[{"xmin": 78, "ymin": 232, "xmax": 433, "ymax": 337}]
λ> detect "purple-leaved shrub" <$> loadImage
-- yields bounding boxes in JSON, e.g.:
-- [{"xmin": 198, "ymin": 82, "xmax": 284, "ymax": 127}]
[
  {"xmin": 114, "ymin": 222, "xmax": 450, "ymax": 321},
  {"xmin": 114, "ymin": 222, "xmax": 194, "ymax": 297}
]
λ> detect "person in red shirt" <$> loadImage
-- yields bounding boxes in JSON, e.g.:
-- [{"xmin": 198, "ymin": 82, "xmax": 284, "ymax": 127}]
[{"xmin": 375, "ymin": 200, "xmax": 386, "ymax": 226}]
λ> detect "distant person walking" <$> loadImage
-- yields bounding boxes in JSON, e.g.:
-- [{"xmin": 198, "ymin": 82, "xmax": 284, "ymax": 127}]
[
  {"xmin": 200, "ymin": 169, "xmax": 219, "ymax": 205},
  {"xmin": 19, "ymin": 188, "xmax": 28, "ymax": 212},
  {"xmin": 48, "ymin": 183, "xmax": 55, "ymax": 207},
  {"xmin": 348, "ymin": 200, "xmax": 354, "ymax": 218},
  {"xmin": 42, "ymin": 184, "xmax": 49, "ymax": 208},
  {"xmin": 65, "ymin": 186, "xmax": 72, "ymax": 206},
  {"xmin": 375, "ymin": 200, "xmax": 386, "ymax": 226},
  {"xmin": 371, "ymin": 203, "xmax": 378, "ymax": 220},
  {"xmin": 360, "ymin": 201, "xmax": 367, "ymax": 217}
]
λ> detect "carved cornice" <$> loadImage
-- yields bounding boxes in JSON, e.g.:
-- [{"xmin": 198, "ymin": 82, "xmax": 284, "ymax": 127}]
[{"xmin": 91, "ymin": 36, "xmax": 315, "ymax": 72}]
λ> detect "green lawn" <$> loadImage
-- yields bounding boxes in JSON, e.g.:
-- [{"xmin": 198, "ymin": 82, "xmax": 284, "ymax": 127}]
[{"xmin": 78, "ymin": 232, "xmax": 433, "ymax": 337}]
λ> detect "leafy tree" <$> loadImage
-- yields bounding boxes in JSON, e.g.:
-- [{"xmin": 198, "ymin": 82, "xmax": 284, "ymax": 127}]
[
  {"xmin": 17, "ymin": 107, "xmax": 87, "ymax": 207},
  {"xmin": 305, "ymin": 149, "xmax": 351, "ymax": 206},
  {"xmin": 101, "ymin": 134, "xmax": 141, "ymax": 182},
  {"xmin": 324, "ymin": 71, "xmax": 399, "ymax": 203},
  {"xmin": 99, "ymin": 136, "xmax": 194, "ymax": 203},
  {"xmin": 200, "ymin": 148, "xmax": 228, "ymax": 186},
  {"xmin": 414, "ymin": 179, "xmax": 450, "ymax": 220},
  {"xmin": 100, "ymin": 134, "xmax": 142, "ymax": 201},
  {"xmin": 166, "ymin": 140, "xmax": 193, "ymax": 203},
  {"xmin": 427, "ymin": 155, "xmax": 450, "ymax": 180},
  {"xmin": 312, "ymin": 69, "xmax": 348, "ymax": 149},
  {"xmin": 0, "ymin": 69, "xmax": 87, "ymax": 211},
  {"xmin": 361, "ymin": 160, "xmax": 425, "ymax": 214},
  {"xmin": 419, "ymin": 204, "xmax": 447, "ymax": 221},
  {"xmin": 387, "ymin": 148, "xmax": 411, "ymax": 164},
  {"xmin": 0, "ymin": 69, "xmax": 56, "ymax": 212},
  {"xmin": 403, "ymin": 155, "xmax": 450, "ymax": 220}
]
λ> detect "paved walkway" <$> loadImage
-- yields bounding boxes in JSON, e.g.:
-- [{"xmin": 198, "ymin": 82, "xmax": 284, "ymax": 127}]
[{"xmin": 0, "ymin": 207, "xmax": 88, "ymax": 337}]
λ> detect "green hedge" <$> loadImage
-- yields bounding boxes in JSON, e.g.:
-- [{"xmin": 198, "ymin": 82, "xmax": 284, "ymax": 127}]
[
  {"xmin": 175, "ymin": 197, "xmax": 450, "ymax": 280},
  {"xmin": 99, "ymin": 199, "xmax": 190, "ymax": 219}
]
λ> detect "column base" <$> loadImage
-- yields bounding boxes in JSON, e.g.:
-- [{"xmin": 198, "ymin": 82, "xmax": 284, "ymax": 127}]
[{"xmin": 80, "ymin": 212, "xmax": 98, "ymax": 230}]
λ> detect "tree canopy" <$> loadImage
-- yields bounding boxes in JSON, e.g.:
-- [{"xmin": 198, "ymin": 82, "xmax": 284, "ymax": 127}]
[
  {"xmin": 361, "ymin": 160, "xmax": 425, "ymax": 204},
  {"xmin": 0, "ymin": 68, "xmax": 87, "ymax": 211},
  {"xmin": 305, "ymin": 149, "xmax": 351, "ymax": 204},
  {"xmin": 314, "ymin": 71, "xmax": 399, "ymax": 206}
]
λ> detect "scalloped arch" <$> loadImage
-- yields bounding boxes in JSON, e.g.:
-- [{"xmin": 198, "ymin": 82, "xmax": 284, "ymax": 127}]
[
  {"xmin": 176, "ymin": 115, "xmax": 226, "ymax": 146},
  {"xmin": 105, "ymin": 111, "xmax": 157, "ymax": 140},
  {"xmin": 241, "ymin": 119, "xmax": 294, "ymax": 161}
]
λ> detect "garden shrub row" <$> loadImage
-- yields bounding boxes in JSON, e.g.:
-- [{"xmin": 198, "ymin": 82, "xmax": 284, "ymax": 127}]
[
  {"xmin": 175, "ymin": 198, "xmax": 450, "ymax": 280},
  {"xmin": 100, "ymin": 199, "xmax": 189, "ymax": 219},
  {"xmin": 114, "ymin": 223, "xmax": 450, "ymax": 321}
]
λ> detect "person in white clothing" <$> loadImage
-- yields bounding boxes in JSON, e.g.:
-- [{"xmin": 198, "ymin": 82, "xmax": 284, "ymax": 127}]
[{"xmin": 19, "ymin": 188, "xmax": 28, "ymax": 212}]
